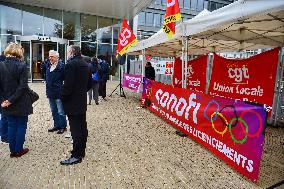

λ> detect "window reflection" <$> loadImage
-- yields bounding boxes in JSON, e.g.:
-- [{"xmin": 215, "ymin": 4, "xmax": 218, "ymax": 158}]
[
  {"xmin": 113, "ymin": 24, "xmax": 121, "ymax": 44},
  {"xmin": 97, "ymin": 17, "xmax": 112, "ymax": 44},
  {"xmin": 44, "ymin": 9, "xmax": 62, "ymax": 38},
  {"xmin": 23, "ymin": 5, "xmax": 43, "ymax": 36},
  {"xmin": 81, "ymin": 14, "xmax": 97, "ymax": 42},
  {"xmin": 0, "ymin": 3, "xmax": 21, "ymax": 35},
  {"xmin": 138, "ymin": 12, "xmax": 146, "ymax": 26},
  {"xmin": 63, "ymin": 11, "xmax": 80, "ymax": 40},
  {"xmin": 81, "ymin": 42, "xmax": 97, "ymax": 57}
]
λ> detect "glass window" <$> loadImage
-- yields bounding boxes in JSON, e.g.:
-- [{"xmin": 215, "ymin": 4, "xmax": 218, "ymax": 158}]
[
  {"xmin": 161, "ymin": 14, "xmax": 165, "ymax": 26},
  {"xmin": 58, "ymin": 44, "xmax": 66, "ymax": 63},
  {"xmin": 97, "ymin": 26, "xmax": 112, "ymax": 44},
  {"xmin": 0, "ymin": 35, "xmax": 15, "ymax": 54},
  {"xmin": 155, "ymin": 0, "xmax": 162, "ymax": 5},
  {"xmin": 0, "ymin": 3, "xmax": 22, "ymax": 35},
  {"xmin": 98, "ymin": 44, "xmax": 112, "ymax": 59},
  {"xmin": 97, "ymin": 17, "xmax": 112, "ymax": 44},
  {"xmin": 184, "ymin": 0, "xmax": 190, "ymax": 9},
  {"xmin": 138, "ymin": 12, "xmax": 146, "ymax": 26},
  {"xmin": 191, "ymin": 0, "xmax": 198, "ymax": 10},
  {"xmin": 21, "ymin": 41, "xmax": 31, "ymax": 79},
  {"xmin": 23, "ymin": 5, "xmax": 44, "ymax": 36},
  {"xmin": 154, "ymin": 14, "xmax": 161, "ymax": 27},
  {"xmin": 179, "ymin": 0, "xmax": 184, "ymax": 8},
  {"xmin": 197, "ymin": 0, "xmax": 204, "ymax": 11},
  {"xmin": 217, "ymin": 3, "xmax": 224, "ymax": 9},
  {"xmin": 113, "ymin": 23, "xmax": 121, "ymax": 44},
  {"xmin": 68, "ymin": 41, "xmax": 80, "ymax": 46},
  {"xmin": 81, "ymin": 14, "xmax": 97, "ymax": 42},
  {"xmin": 44, "ymin": 9, "xmax": 62, "ymax": 38},
  {"xmin": 162, "ymin": 0, "xmax": 167, "ymax": 5},
  {"xmin": 81, "ymin": 42, "xmax": 97, "ymax": 57},
  {"xmin": 204, "ymin": 0, "xmax": 209, "ymax": 10},
  {"xmin": 63, "ymin": 11, "xmax": 80, "ymax": 40},
  {"xmin": 209, "ymin": 2, "xmax": 217, "ymax": 11},
  {"xmin": 146, "ymin": 12, "xmax": 154, "ymax": 27}
]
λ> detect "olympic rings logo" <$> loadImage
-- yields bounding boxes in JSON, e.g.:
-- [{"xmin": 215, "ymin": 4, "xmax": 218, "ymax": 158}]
[{"xmin": 204, "ymin": 100, "xmax": 264, "ymax": 144}]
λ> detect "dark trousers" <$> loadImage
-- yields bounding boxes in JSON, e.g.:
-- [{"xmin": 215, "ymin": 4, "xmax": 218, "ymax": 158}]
[
  {"xmin": 68, "ymin": 114, "xmax": 88, "ymax": 158},
  {"xmin": 99, "ymin": 81, "xmax": 107, "ymax": 98},
  {"xmin": 7, "ymin": 116, "xmax": 28, "ymax": 153}
]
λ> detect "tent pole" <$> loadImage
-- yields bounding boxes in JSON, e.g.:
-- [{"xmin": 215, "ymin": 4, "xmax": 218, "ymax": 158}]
[
  {"xmin": 184, "ymin": 37, "xmax": 189, "ymax": 89},
  {"xmin": 271, "ymin": 48, "xmax": 284, "ymax": 126},
  {"xmin": 142, "ymin": 49, "xmax": 145, "ymax": 77},
  {"xmin": 181, "ymin": 42, "xmax": 185, "ymax": 88},
  {"xmin": 125, "ymin": 54, "xmax": 128, "ymax": 73},
  {"xmin": 206, "ymin": 47, "xmax": 216, "ymax": 94}
]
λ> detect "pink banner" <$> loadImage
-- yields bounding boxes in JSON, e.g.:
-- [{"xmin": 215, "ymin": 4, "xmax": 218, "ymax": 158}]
[
  {"xmin": 142, "ymin": 79, "xmax": 267, "ymax": 182},
  {"xmin": 123, "ymin": 73, "xmax": 142, "ymax": 93}
]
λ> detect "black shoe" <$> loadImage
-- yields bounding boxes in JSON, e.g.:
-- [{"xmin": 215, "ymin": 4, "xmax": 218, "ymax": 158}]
[
  {"xmin": 48, "ymin": 127, "xmax": 60, "ymax": 132},
  {"xmin": 60, "ymin": 157, "xmax": 82, "ymax": 165},
  {"xmin": 88, "ymin": 102, "xmax": 91, "ymax": 105},
  {"xmin": 57, "ymin": 128, "xmax": 67, "ymax": 134},
  {"xmin": 1, "ymin": 138, "xmax": 8, "ymax": 144},
  {"xmin": 96, "ymin": 102, "xmax": 99, "ymax": 105}
]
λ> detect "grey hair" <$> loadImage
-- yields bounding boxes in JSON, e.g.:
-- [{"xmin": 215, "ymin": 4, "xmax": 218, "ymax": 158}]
[
  {"xmin": 49, "ymin": 50, "xmax": 59, "ymax": 57},
  {"xmin": 68, "ymin": 45, "xmax": 81, "ymax": 56}
]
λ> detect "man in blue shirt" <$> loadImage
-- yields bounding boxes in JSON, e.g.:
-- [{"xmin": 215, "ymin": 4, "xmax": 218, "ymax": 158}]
[{"xmin": 46, "ymin": 50, "xmax": 67, "ymax": 134}]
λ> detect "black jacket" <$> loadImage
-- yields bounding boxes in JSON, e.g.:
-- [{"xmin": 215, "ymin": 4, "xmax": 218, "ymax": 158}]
[
  {"xmin": 145, "ymin": 66, "xmax": 156, "ymax": 81},
  {"xmin": 61, "ymin": 55, "xmax": 92, "ymax": 115},
  {"xmin": 0, "ymin": 57, "xmax": 33, "ymax": 116},
  {"xmin": 45, "ymin": 60, "xmax": 65, "ymax": 99}
]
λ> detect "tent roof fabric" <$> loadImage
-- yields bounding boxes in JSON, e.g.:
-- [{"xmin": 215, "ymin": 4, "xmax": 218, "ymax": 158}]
[{"xmin": 128, "ymin": 0, "xmax": 284, "ymax": 57}]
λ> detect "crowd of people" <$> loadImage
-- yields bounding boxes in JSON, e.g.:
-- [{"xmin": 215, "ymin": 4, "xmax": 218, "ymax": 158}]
[
  {"xmin": 0, "ymin": 43, "xmax": 110, "ymax": 165},
  {"xmin": 0, "ymin": 42, "xmax": 155, "ymax": 165}
]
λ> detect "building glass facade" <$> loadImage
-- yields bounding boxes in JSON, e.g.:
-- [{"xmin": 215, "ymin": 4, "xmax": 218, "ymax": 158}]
[
  {"xmin": 136, "ymin": 0, "xmax": 234, "ymax": 39},
  {"xmin": 0, "ymin": 1, "xmax": 121, "ymax": 81}
]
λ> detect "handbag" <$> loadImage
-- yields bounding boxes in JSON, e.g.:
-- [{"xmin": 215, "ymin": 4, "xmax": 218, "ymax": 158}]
[
  {"xmin": 92, "ymin": 71, "xmax": 99, "ymax": 81},
  {"xmin": 27, "ymin": 88, "xmax": 39, "ymax": 104}
]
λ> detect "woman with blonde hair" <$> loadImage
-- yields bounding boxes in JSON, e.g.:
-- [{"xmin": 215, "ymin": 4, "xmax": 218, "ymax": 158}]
[{"xmin": 0, "ymin": 43, "xmax": 33, "ymax": 158}]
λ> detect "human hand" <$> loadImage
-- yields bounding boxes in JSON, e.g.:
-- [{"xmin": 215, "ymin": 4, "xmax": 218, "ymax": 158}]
[{"xmin": 1, "ymin": 100, "xmax": 11, "ymax": 108}]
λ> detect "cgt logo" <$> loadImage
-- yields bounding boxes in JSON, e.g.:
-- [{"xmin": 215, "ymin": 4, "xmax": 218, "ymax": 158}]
[
  {"xmin": 119, "ymin": 28, "xmax": 131, "ymax": 47},
  {"xmin": 228, "ymin": 65, "xmax": 249, "ymax": 83},
  {"xmin": 187, "ymin": 65, "xmax": 194, "ymax": 77},
  {"xmin": 155, "ymin": 89, "xmax": 201, "ymax": 124}
]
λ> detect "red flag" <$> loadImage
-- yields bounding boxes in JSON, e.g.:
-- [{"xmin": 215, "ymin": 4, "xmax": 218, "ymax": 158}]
[
  {"xmin": 116, "ymin": 19, "xmax": 138, "ymax": 57},
  {"xmin": 163, "ymin": 0, "xmax": 181, "ymax": 39}
]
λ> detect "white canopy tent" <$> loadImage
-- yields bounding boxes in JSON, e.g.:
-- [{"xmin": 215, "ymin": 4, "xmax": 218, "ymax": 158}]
[
  {"xmin": 127, "ymin": 0, "xmax": 284, "ymax": 125},
  {"xmin": 127, "ymin": 0, "xmax": 284, "ymax": 57}
]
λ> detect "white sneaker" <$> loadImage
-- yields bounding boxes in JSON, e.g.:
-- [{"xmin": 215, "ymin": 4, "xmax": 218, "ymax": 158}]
[
  {"xmin": 71, "ymin": 139, "xmax": 73, "ymax": 144},
  {"xmin": 65, "ymin": 133, "xmax": 71, "ymax": 138}
]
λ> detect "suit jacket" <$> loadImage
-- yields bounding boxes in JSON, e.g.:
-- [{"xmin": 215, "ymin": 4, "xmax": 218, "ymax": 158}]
[
  {"xmin": 45, "ymin": 60, "xmax": 65, "ymax": 99},
  {"xmin": 61, "ymin": 55, "xmax": 92, "ymax": 115}
]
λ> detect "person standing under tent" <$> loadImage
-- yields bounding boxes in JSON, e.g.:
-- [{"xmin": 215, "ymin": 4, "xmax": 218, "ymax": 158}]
[{"xmin": 145, "ymin": 62, "xmax": 156, "ymax": 81}]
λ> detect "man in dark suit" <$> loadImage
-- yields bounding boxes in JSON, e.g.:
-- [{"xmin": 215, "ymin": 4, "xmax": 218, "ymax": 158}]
[{"xmin": 60, "ymin": 45, "xmax": 92, "ymax": 165}]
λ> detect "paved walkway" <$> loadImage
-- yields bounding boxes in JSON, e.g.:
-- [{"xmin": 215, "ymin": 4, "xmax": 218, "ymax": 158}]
[{"xmin": 0, "ymin": 82, "xmax": 283, "ymax": 189}]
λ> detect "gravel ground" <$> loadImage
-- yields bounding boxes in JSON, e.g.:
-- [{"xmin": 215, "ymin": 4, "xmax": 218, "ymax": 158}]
[{"xmin": 0, "ymin": 82, "xmax": 283, "ymax": 189}]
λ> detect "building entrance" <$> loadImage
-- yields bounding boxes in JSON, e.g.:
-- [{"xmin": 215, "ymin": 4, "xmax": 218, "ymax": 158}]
[{"xmin": 18, "ymin": 36, "xmax": 67, "ymax": 82}]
